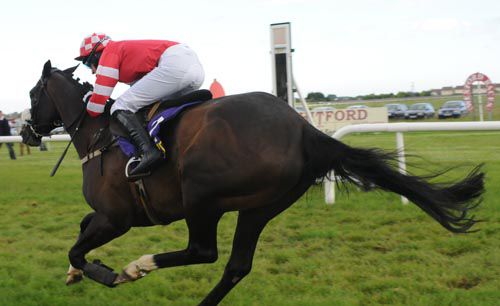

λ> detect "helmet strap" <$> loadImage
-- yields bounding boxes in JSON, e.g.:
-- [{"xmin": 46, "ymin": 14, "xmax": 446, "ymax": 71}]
[{"xmin": 83, "ymin": 36, "xmax": 109, "ymax": 66}]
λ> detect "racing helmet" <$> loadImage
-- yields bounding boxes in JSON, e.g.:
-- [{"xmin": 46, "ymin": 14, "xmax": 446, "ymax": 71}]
[{"xmin": 75, "ymin": 33, "xmax": 110, "ymax": 62}]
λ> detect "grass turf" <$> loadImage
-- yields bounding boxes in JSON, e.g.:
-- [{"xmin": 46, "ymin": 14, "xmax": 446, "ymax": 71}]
[{"xmin": 0, "ymin": 131, "xmax": 499, "ymax": 305}]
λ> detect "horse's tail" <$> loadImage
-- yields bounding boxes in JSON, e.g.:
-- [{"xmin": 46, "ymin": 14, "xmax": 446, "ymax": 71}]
[{"xmin": 303, "ymin": 126, "xmax": 484, "ymax": 233}]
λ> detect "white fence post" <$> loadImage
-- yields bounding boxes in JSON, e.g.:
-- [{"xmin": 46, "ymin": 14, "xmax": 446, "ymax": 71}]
[
  {"xmin": 325, "ymin": 172, "xmax": 335, "ymax": 204},
  {"xmin": 396, "ymin": 132, "xmax": 409, "ymax": 204}
]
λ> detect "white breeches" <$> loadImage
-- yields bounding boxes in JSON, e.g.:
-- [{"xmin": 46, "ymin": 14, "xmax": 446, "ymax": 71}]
[{"xmin": 110, "ymin": 44, "xmax": 205, "ymax": 114}]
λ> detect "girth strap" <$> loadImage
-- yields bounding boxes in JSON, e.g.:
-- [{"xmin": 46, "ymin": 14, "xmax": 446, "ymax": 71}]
[
  {"xmin": 81, "ymin": 139, "xmax": 118, "ymax": 165},
  {"xmin": 81, "ymin": 149, "xmax": 104, "ymax": 164},
  {"xmin": 133, "ymin": 179, "xmax": 164, "ymax": 225}
]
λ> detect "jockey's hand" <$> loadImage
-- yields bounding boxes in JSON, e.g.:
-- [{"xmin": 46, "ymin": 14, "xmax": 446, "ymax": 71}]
[
  {"xmin": 82, "ymin": 91, "xmax": 102, "ymax": 117},
  {"xmin": 83, "ymin": 91, "xmax": 93, "ymax": 104},
  {"xmin": 105, "ymin": 98, "xmax": 115, "ymax": 113}
]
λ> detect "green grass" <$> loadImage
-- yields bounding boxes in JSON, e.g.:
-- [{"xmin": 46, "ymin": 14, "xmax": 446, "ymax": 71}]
[{"xmin": 0, "ymin": 131, "xmax": 499, "ymax": 306}]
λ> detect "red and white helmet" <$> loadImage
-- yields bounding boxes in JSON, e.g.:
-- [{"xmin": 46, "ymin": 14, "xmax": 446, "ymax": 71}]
[{"xmin": 75, "ymin": 33, "xmax": 111, "ymax": 61}]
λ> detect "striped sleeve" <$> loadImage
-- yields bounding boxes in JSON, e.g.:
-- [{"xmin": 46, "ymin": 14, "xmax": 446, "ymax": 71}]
[{"xmin": 87, "ymin": 53, "xmax": 120, "ymax": 117}]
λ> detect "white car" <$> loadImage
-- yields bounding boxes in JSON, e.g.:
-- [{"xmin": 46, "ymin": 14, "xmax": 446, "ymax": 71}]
[
  {"xmin": 312, "ymin": 106, "xmax": 336, "ymax": 112},
  {"xmin": 346, "ymin": 105, "xmax": 367, "ymax": 109}
]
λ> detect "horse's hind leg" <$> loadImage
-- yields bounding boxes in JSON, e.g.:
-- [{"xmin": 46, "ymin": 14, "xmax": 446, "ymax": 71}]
[
  {"xmin": 199, "ymin": 178, "xmax": 314, "ymax": 305},
  {"xmin": 115, "ymin": 211, "xmax": 222, "ymax": 284},
  {"xmin": 68, "ymin": 212, "xmax": 130, "ymax": 287},
  {"xmin": 199, "ymin": 209, "xmax": 271, "ymax": 305}
]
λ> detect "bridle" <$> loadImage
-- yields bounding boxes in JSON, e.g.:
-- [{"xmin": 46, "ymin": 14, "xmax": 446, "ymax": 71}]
[
  {"xmin": 29, "ymin": 69, "xmax": 91, "ymax": 137},
  {"xmin": 29, "ymin": 70, "xmax": 62, "ymax": 137},
  {"xmin": 28, "ymin": 68, "xmax": 92, "ymax": 176}
]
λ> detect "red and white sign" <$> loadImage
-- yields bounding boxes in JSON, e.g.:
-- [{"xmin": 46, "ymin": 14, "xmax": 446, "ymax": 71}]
[
  {"xmin": 464, "ymin": 72, "xmax": 495, "ymax": 112},
  {"xmin": 297, "ymin": 107, "xmax": 388, "ymax": 135}
]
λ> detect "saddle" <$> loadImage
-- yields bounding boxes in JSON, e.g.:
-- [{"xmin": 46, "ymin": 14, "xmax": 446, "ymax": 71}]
[{"xmin": 109, "ymin": 89, "xmax": 212, "ymax": 165}]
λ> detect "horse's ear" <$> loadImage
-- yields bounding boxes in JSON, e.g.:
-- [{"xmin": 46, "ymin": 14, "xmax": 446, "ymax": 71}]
[
  {"xmin": 42, "ymin": 60, "xmax": 52, "ymax": 79},
  {"xmin": 63, "ymin": 64, "xmax": 79, "ymax": 76}
]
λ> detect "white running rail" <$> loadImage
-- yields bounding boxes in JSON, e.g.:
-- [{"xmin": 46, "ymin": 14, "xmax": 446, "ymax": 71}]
[{"xmin": 0, "ymin": 135, "xmax": 71, "ymax": 143}]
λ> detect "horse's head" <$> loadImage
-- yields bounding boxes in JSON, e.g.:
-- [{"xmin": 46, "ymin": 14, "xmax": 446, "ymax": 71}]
[{"xmin": 21, "ymin": 60, "xmax": 81, "ymax": 146}]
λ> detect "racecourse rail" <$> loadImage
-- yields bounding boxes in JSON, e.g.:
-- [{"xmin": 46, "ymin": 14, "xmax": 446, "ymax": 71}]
[
  {"xmin": 0, "ymin": 134, "xmax": 71, "ymax": 143},
  {"xmin": 2, "ymin": 122, "xmax": 500, "ymax": 205}
]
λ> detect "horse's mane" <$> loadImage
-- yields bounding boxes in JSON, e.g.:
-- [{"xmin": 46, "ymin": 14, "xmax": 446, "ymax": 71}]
[
  {"xmin": 53, "ymin": 65, "xmax": 112, "ymax": 125},
  {"xmin": 56, "ymin": 65, "xmax": 94, "ymax": 93}
]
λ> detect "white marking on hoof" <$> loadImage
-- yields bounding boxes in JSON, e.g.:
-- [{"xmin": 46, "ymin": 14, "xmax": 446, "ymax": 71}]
[
  {"xmin": 66, "ymin": 264, "xmax": 84, "ymax": 285},
  {"xmin": 114, "ymin": 255, "xmax": 157, "ymax": 285}
]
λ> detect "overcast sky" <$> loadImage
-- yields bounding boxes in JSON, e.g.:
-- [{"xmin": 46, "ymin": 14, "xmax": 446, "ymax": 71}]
[{"xmin": 0, "ymin": 0, "xmax": 499, "ymax": 113}]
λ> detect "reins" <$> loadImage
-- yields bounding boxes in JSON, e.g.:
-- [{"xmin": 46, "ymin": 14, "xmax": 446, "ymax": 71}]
[{"xmin": 50, "ymin": 103, "xmax": 87, "ymax": 176}]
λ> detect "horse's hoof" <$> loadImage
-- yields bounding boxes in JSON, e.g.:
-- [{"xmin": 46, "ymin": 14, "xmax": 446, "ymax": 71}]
[
  {"xmin": 66, "ymin": 264, "xmax": 84, "ymax": 285},
  {"xmin": 113, "ymin": 271, "xmax": 134, "ymax": 285},
  {"xmin": 113, "ymin": 265, "xmax": 148, "ymax": 285},
  {"xmin": 118, "ymin": 254, "xmax": 157, "ymax": 283},
  {"xmin": 66, "ymin": 273, "xmax": 84, "ymax": 285}
]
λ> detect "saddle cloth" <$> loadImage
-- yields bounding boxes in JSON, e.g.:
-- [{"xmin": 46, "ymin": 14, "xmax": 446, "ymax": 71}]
[{"xmin": 114, "ymin": 89, "xmax": 212, "ymax": 157}]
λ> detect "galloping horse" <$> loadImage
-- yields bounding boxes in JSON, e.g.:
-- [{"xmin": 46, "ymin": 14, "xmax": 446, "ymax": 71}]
[{"xmin": 23, "ymin": 61, "xmax": 484, "ymax": 305}]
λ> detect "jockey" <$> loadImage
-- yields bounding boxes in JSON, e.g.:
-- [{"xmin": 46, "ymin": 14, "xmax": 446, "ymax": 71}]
[{"xmin": 75, "ymin": 33, "xmax": 205, "ymax": 175}]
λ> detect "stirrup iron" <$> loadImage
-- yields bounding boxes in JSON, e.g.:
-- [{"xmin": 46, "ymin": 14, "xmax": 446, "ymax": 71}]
[{"xmin": 125, "ymin": 156, "xmax": 151, "ymax": 180}]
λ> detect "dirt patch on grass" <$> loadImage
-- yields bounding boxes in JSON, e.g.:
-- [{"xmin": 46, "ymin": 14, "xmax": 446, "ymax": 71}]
[
  {"xmin": 447, "ymin": 277, "xmax": 481, "ymax": 290},
  {"xmin": 371, "ymin": 245, "xmax": 391, "ymax": 253}
]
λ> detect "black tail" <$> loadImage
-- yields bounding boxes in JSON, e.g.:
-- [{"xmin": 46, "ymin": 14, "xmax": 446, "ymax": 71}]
[{"xmin": 305, "ymin": 128, "xmax": 485, "ymax": 233}]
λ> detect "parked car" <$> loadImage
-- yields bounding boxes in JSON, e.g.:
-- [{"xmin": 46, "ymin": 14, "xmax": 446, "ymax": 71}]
[
  {"xmin": 405, "ymin": 103, "xmax": 435, "ymax": 119},
  {"xmin": 385, "ymin": 103, "xmax": 408, "ymax": 119},
  {"xmin": 438, "ymin": 100, "xmax": 468, "ymax": 119},
  {"xmin": 346, "ymin": 104, "xmax": 367, "ymax": 109}
]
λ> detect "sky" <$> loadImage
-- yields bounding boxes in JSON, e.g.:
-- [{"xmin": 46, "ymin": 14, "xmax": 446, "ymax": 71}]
[{"xmin": 0, "ymin": 0, "xmax": 499, "ymax": 113}]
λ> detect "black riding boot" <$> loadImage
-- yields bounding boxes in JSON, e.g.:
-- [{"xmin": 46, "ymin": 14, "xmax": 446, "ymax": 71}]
[{"xmin": 113, "ymin": 110, "xmax": 162, "ymax": 176}]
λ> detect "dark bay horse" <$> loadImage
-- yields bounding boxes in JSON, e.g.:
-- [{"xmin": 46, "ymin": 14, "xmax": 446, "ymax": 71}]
[{"xmin": 23, "ymin": 60, "xmax": 484, "ymax": 305}]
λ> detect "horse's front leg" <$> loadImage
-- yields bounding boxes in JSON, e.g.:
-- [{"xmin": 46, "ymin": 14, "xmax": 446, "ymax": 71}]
[
  {"xmin": 66, "ymin": 212, "xmax": 95, "ymax": 285},
  {"xmin": 68, "ymin": 212, "xmax": 130, "ymax": 287},
  {"xmin": 114, "ymin": 211, "xmax": 221, "ymax": 285}
]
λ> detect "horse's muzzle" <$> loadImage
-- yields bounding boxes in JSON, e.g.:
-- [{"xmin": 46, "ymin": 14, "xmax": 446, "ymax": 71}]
[{"xmin": 20, "ymin": 124, "xmax": 42, "ymax": 146}]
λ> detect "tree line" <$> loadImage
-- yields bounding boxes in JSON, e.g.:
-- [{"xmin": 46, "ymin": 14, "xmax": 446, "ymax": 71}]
[{"xmin": 306, "ymin": 90, "xmax": 432, "ymax": 102}]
